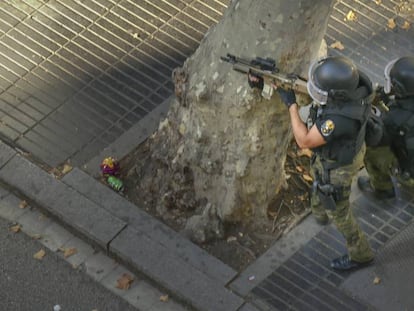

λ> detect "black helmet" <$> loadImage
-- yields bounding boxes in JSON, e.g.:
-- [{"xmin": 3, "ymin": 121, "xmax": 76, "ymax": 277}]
[
  {"xmin": 384, "ymin": 56, "xmax": 414, "ymax": 98},
  {"xmin": 307, "ymin": 56, "xmax": 360, "ymax": 105}
]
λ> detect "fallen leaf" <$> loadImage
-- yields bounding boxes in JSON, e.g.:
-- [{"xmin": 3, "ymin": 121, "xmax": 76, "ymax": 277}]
[
  {"xmin": 61, "ymin": 164, "xmax": 73, "ymax": 175},
  {"xmin": 31, "ymin": 234, "xmax": 42, "ymax": 240},
  {"xmin": 116, "ymin": 273, "xmax": 134, "ymax": 290},
  {"xmin": 227, "ymin": 236, "xmax": 237, "ymax": 243},
  {"xmin": 160, "ymin": 294, "xmax": 169, "ymax": 302},
  {"xmin": 330, "ymin": 41, "xmax": 345, "ymax": 50},
  {"xmin": 345, "ymin": 10, "xmax": 357, "ymax": 21},
  {"xmin": 298, "ymin": 194, "xmax": 307, "ymax": 201},
  {"xmin": 374, "ymin": 0, "xmax": 381, "ymax": 4},
  {"xmin": 19, "ymin": 200, "xmax": 28, "ymax": 209},
  {"xmin": 33, "ymin": 249, "xmax": 46, "ymax": 260},
  {"xmin": 302, "ymin": 174, "xmax": 313, "ymax": 182},
  {"xmin": 401, "ymin": 21, "xmax": 411, "ymax": 30},
  {"xmin": 9, "ymin": 224, "xmax": 21, "ymax": 233},
  {"xmin": 295, "ymin": 165, "xmax": 304, "ymax": 173},
  {"xmin": 388, "ymin": 18, "xmax": 396, "ymax": 29},
  {"xmin": 373, "ymin": 276, "xmax": 381, "ymax": 284},
  {"xmin": 297, "ymin": 148, "xmax": 312, "ymax": 158},
  {"xmin": 63, "ymin": 247, "xmax": 77, "ymax": 258}
]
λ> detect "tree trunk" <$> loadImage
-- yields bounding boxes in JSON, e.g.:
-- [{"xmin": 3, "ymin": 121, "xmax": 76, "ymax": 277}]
[{"xmin": 125, "ymin": 0, "xmax": 334, "ymax": 242}]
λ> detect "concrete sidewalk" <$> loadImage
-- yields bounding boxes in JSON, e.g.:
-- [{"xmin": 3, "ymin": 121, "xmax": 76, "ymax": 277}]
[
  {"xmin": 0, "ymin": 139, "xmax": 248, "ymax": 311},
  {"xmin": 1, "ymin": 127, "xmax": 414, "ymax": 311},
  {"xmin": 2, "ymin": 101, "xmax": 412, "ymax": 310}
]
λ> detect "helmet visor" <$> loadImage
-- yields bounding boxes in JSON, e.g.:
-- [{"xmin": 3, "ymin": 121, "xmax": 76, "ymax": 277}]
[
  {"xmin": 384, "ymin": 58, "xmax": 398, "ymax": 94},
  {"xmin": 307, "ymin": 59, "xmax": 328, "ymax": 105}
]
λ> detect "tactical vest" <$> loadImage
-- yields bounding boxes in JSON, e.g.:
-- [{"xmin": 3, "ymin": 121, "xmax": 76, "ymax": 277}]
[
  {"xmin": 311, "ymin": 100, "xmax": 371, "ymax": 168},
  {"xmin": 384, "ymin": 97, "xmax": 414, "ymax": 177}
]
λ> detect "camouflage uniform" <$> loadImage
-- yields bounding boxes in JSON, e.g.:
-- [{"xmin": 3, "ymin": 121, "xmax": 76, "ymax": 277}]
[
  {"xmin": 311, "ymin": 144, "xmax": 374, "ymax": 263},
  {"xmin": 364, "ymin": 145, "xmax": 397, "ymax": 191},
  {"xmin": 364, "ymin": 97, "xmax": 414, "ymax": 191},
  {"xmin": 306, "ymin": 68, "xmax": 375, "ymax": 264}
]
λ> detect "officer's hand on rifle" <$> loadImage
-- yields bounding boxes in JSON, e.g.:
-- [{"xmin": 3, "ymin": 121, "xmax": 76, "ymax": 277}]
[
  {"xmin": 375, "ymin": 85, "xmax": 390, "ymax": 105},
  {"xmin": 276, "ymin": 88, "xmax": 296, "ymax": 109},
  {"xmin": 247, "ymin": 72, "xmax": 264, "ymax": 90}
]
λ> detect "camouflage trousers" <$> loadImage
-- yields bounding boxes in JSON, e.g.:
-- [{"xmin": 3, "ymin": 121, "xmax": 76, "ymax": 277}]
[
  {"xmin": 310, "ymin": 146, "xmax": 374, "ymax": 263},
  {"xmin": 364, "ymin": 145, "xmax": 414, "ymax": 190}
]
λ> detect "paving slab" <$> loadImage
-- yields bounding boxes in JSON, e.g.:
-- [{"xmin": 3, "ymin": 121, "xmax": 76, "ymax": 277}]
[
  {"xmin": 0, "ymin": 141, "xmax": 16, "ymax": 168},
  {"xmin": 229, "ymin": 215, "xmax": 323, "ymax": 297},
  {"xmin": 341, "ymin": 221, "xmax": 414, "ymax": 311},
  {"xmin": 0, "ymin": 192, "xmax": 28, "ymax": 222},
  {"xmin": 63, "ymin": 167, "xmax": 237, "ymax": 286},
  {"xmin": 0, "ymin": 155, "xmax": 127, "ymax": 248},
  {"xmin": 110, "ymin": 226, "xmax": 244, "ymax": 311},
  {"xmin": 83, "ymin": 251, "xmax": 119, "ymax": 282},
  {"xmin": 248, "ymin": 168, "xmax": 414, "ymax": 310}
]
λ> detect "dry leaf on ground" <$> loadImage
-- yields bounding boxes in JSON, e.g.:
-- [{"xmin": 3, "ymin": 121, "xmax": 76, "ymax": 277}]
[
  {"xmin": 9, "ymin": 224, "xmax": 21, "ymax": 233},
  {"xmin": 295, "ymin": 165, "xmax": 304, "ymax": 173},
  {"xmin": 388, "ymin": 18, "xmax": 396, "ymax": 29},
  {"xmin": 116, "ymin": 273, "xmax": 134, "ymax": 290},
  {"xmin": 227, "ymin": 236, "xmax": 237, "ymax": 243},
  {"xmin": 330, "ymin": 41, "xmax": 345, "ymax": 50},
  {"xmin": 373, "ymin": 276, "xmax": 381, "ymax": 284},
  {"xmin": 302, "ymin": 174, "xmax": 313, "ymax": 182},
  {"xmin": 61, "ymin": 164, "xmax": 73, "ymax": 175},
  {"xmin": 31, "ymin": 234, "xmax": 42, "ymax": 240},
  {"xmin": 402, "ymin": 21, "xmax": 411, "ymax": 30},
  {"xmin": 33, "ymin": 249, "xmax": 46, "ymax": 260},
  {"xmin": 63, "ymin": 247, "xmax": 77, "ymax": 258},
  {"xmin": 345, "ymin": 10, "xmax": 357, "ymax": 21},
  {"xmin": 374, "ymin": 0, "xmax": 381, "ymax": 4},
  {"xmin": 160, "ymin": 294, "xmax": 169, "ymax": 302},
  {"xmin": 19, "ymin": 200, "xmax": 28, "ymax": 209}
]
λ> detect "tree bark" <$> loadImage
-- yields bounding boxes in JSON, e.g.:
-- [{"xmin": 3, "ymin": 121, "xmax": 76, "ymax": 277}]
[{"xmin": 125, "ymin": 0, "xmax": 334, "ymax": 241}]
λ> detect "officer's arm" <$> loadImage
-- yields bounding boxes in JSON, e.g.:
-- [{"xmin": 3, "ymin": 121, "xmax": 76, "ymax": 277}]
[{"xmin": 288, "ymin": 104, "xmax": 326, "ymax": 149}]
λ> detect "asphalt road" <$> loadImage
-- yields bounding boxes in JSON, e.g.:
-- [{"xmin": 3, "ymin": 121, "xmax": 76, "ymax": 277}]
[{"xmin": 0, "ymin": 217, "xmax": 138, "ymax": 311}]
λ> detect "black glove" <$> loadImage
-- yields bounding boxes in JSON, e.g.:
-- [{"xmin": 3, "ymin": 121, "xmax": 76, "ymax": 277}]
[
  {"xmin": 375, "ymin": 86, "xmax": 390, "ymax": 105},
  {"xmin": 277, "ymin": 88, "xmax": 296, "ymax": 108},
  {"xmin": 248, "ymin": 72, "xmax": 264, "ymax": 90}
]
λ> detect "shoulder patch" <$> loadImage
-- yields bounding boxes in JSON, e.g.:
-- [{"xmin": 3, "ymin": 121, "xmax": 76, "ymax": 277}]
[{"xmin": 321, "ymin": 119, "xmax": 335, "ymax": 137}]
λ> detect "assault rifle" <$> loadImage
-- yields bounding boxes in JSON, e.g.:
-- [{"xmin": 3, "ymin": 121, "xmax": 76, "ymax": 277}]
[{"xmin": 220, "ymin": 53, "xmax": 308, "ymax": 100}]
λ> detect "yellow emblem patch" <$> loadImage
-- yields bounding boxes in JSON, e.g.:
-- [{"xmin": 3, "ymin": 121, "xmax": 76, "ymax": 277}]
[{"xmin": 321, "ymin": 119, "xmax": 335, "ymax": 136}]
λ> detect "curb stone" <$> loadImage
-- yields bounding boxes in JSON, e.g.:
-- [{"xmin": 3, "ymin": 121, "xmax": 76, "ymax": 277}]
[
  {"xmin": 110, "ymin": 226, "xmax": 244, "ymax": 311},
  {"xmin": 0, "ymin": 191, "xmax": 188, "ymax": 311},
  {"xmin": 0, "ymin": 153, "xmax": 127, "ymax": 248},
  {"xmin": 0, "ymin": 141, "xmax": 245, "ymax": 311},
  {"xmin": 62, "ymin": 167, "xmax": 237, "ymax": 285}
]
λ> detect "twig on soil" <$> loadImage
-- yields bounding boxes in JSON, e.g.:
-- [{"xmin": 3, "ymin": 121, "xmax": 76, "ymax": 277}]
[
  {"xmin": 272, "ymin": 200, "xmax": 284, "ymax": 233},
  {"xmin": 286, "ymin": 203, "xmax": 298, "ymax": 218},
  {"xmin": 234, "ymin": 240, "xmax": 256, "ymax": 259},
  {"xmin": 244, "ymin": 234, "xmax": 256, "ymax": 245}
]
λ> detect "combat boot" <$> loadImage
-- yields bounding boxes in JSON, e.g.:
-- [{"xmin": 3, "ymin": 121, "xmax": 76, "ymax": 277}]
[
  {"xmin": 357, "ymin": 176, "xmax": 395, "ymax": 199},
  {"xmin": 330, "ymin": 254, "xmax": 373, "ymax": 271}
]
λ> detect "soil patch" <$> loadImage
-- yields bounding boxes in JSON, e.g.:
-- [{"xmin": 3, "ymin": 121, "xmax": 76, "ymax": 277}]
[{"xmin": 117, "ymin": 140, "xmax": 312, "ymax": 272}]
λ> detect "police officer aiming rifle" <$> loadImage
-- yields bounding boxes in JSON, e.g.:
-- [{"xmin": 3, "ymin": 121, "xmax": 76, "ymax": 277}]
[
  {"xmin": 248, "ymin": 56, "xmax": 374, "ymax": 271},
  {"xmin": 358, "ymin": 56, "xmax": 414, "ymax": 198}
]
